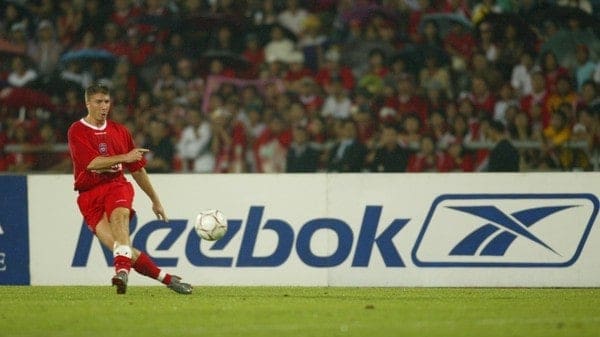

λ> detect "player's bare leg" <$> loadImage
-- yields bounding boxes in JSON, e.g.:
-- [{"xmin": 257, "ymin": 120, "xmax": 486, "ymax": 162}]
[{"xmin": 107, "ymin": 207, "xmax": 133, "ymax": 294}]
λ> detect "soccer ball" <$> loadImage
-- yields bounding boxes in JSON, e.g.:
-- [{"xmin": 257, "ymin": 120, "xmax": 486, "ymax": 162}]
[{"xmin": 194, "ymin": 209, "xmax": 227, "ymax": 241}]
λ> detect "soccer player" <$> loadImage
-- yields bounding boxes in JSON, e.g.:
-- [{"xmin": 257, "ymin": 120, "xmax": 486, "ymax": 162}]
[{"xmin": 67, "ymin": 83, "xmax": 192, "ymax": 295}]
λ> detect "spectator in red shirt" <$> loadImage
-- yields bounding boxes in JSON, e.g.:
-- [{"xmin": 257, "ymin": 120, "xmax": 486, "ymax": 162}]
[
  {"xmin": 283, "ymin": 51, "xmax": 313, "ymax": 91},
  {"xmin": 253, "ymin": 114, "xmax": 292, "ymax": 173},
  {"xmin": 469, "ymin": 75, "xmax": 496, "ymax": 117},
  {"xmin": 315, "ymin": 48, "xmax": 355, "ymax": 92},
  {"xmin": 100, "ymin": 22, "xmax": 129, "ymax": 57},
  {"xmin": 443, "ymin": 21, "xmax": 476, "ymax": 73},
  {"xmin": 521, "ymin": 71, "xmax": 551, "ymax": 128},
  {"xmin": 540, "ymin": 50, "xmax": 569, "ymax": 94},
  {"xmin": 211, "ymin": 107, "xmax": 248, "ymax": 173},
  {"xmin": 437, "ymin": 140, "xmax": 474, "ymax": 172},
  {"xmin": 407, "ymin": 134, "xmax": 443, "ymax": 172},
  {"xmin": 242, "ymin": 34, "xmax": 265, "ymax": 79},
  {"xmin": 122, "ymin": 27, "xmax": 155, "ymax": 69},
  {"xmin": 382, "ymin": 74, "xmax": 428, "ymax": 126}
]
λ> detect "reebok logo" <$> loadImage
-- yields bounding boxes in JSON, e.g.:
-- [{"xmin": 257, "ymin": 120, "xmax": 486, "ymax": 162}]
[{"xmin": 412, "ymin": 194, "xmax": 599, "ymax": 267}]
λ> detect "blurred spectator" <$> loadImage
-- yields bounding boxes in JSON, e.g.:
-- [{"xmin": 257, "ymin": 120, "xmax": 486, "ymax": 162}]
[
  {"xmin": 7, "ymin": 56, "xmax": 38, "ymax": 87},
  {"xmin": 407, "ymin": 0, "xmax": 437, "ymax": 43},
  {"xmin": 475, "ymin": 21, "xmax": 498, "ymax": 62},
  {"xmin": 508, "ymin": 110, "xmax": 540, "ymax": 169},
  {"xmin": 407, "ymin": 134, "xmax": 442, "ymax": 172},
  {"xmin": 110, "ymin": 57, "xmax": 139, "ymax": 108},
  {"xmin": 176, "ymin": 109, "xmax": 214, "ymax": 173},
  {"xmin": 211, "ymin": 107, "xmax": 247, "ymax": 173},
  {"xmin": 496, "ymin": 22, "xmax": 526, "ymax": 76},
  {"xmin": 382, "ymin": 74, "xmax": 428, "ymax": 126},
  {"xmin": 253, "ymin": 113, "xmax": 292, "ymax": 173},
  {"xmin": 100, "ymin": 22, "xmax": 128, "ymax": 57},
  {"xmin": 540, "ymin": 50, "xmax": 570, "ymax": 94},
  {"xmin": 110, "ymin": 0, "xmax": 142, "ymax": 28},
  {"xmin": 321, "ymin": 78, "xmax": 352, "ymax": 120},
  {"xmin": 143, "ymin": 119, "xmax": 175, "ymax": 173},
  {"xmin": 469, "ymin": 51, "xmax": 503, "ymax": 93},
  {"xmin": 573, "ymin": 44, "xmax": 596, "ymax": 90},
  {"xmin": 368, "ymin": 123, "xmax": 409, "ymax": 172},
  {"xmin": 137, "ymin": 0, "xmax": 173, "ymax": 44},
  {"xmin": 123, "ymin": 27, "xmax": 155, "ymax": 68},
  {"xmin": 418, "ymin": 19, "xmax": 444, "ymax": 48},
  {"xmin": 521, "ymin": 71, "xmax": 551, "ymax": 128},
  {"xmin": 493, "ymin": 83, "xmax": 518, "ymax": 125},
  {"xmin": 242, "ymin": 34, "xmax": 265, "ymax": 78},
  {"xmin": 541, "ymin": 110, "xmax": 572, "ymax": 169},
  {"xmin": 399, "ymin": 113, "xmax": 422, "ymax": 148},
  {"xmin": 277, "ymin": 0, "xmax": 309, "ymax": 37},
  {"xmin": 443, "ymin": 21, "xmax": 476, "ymax": 74},
  {"xmin": 152, "ymin": 61, "xmax": 185, "ymax": 103},
  {"xmin": 4, "ymin": 122, "xmax": 38, "ymax": 172},
  {"xmin": 55, "ymin": 86, "xmax": 85, "ymax": 138},
  {"xmin": 176, "ymin": 58, "xmax": 205, "ymax": 107},
  {"xmin": 511, "ymin": 50, "xmax": 536, "ymax": 97},
  {"xmin": 56, "ymin": 0, "xmax": 83, "ymax": 47},
  {"xmin": 79, "ymin": 0, "xmax": 110, "ymax": 41},
  {"xmin": 209, "ymin": 26, "xmax": 239, "ymax": 53},
  {"xmin": 438, "ymin": 140, "xmax": 474, "ymax": 172},
  {"xmin": 327, "ymin": 119, "xmax": 367, "ymax": 172},
  {"xmin": 569, "ymin": 107, "xmax": 596, "ymax": 170},
  {"xmin": 485, "ymin": 119, "xmax": 520, "ymax": 172},
  {"xmin": 27, "ymin": 20, "xmax": 62, "ymax": 78},
  {"xmin": 264, "ymin": 24, "xmax": 295, "ymax": 64},
  {"xmin": 419, "ymin": 50, "xmax": 452, "ymax": 99},
  {"xmin": 283, "ymin": 51, "xmax": 313, "ymax": 91},
  {"xmin": 576, "ymin": 80, "xmax": 600, "ymax": 112},
  {"xmin": 5, "ymin": 23, "xmax": 29, "ymax": 55},
  {"xmin": 468, "ymin": 76, "xmax": 496, "ymax": 117},
  {"xmin": 1, "ymin": 3, "xmax": 30, "ymax": 34},
  {"xmin": 286, "ymin": 125, "xmax": 321, "ymax": 172},
  {"xmin": 31, "ymin": 123, "xmax": 71, "ymax": 172},
  {"xmin": 252, "ymin": 0, "xmax": 278, "ymax": 26},
  {"xmin": 297, "ymin": 77, "xmax": 324, "ymax": 116},
  {"xmin": 546, "ymin": 75, "xmax": 578, "ymax": 120},
  {"xmin": 315, "ymin": 47, "xmax": 355, "ymax": 92},
  {"xmin": 296, "ymin": 14, "xmax": 327, "ymax": 72}
]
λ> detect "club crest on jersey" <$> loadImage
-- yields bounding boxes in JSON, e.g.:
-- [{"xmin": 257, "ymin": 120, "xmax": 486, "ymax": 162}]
[{"xmin": 98, "ymin": 143, "xmax": 108, "ymax": 155}]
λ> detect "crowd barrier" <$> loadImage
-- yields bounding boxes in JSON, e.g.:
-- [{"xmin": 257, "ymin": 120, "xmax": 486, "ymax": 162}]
[{"xmin": 0, "ymin": 173, "xmax": 599, "ymax": 286}]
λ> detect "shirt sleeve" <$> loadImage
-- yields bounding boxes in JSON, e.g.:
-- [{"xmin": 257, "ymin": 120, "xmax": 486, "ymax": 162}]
[
  {"xmin": 68, "ymin": 125, "xmax": 97, "ymax": 170},
  {"xmin": 122, "ymin": 126, "xmax": 146, "ymax": 172}
]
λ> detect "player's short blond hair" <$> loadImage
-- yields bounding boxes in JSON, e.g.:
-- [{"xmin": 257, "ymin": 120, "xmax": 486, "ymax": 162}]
[{"xmin": 84, "ymin": 83, "xmax": 110, "ymax": 102}]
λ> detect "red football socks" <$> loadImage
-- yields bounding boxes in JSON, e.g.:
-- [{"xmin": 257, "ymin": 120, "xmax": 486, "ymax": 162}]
[
  {"xmin": 113, "ymin": 255, "xmax": 131, "ymax": 273},
  {"xmin": 132, "ymin": 252, "xmax": 172, "ymax": 285}
]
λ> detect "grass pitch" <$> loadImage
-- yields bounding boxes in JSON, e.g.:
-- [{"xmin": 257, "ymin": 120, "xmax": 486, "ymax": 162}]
[{"xmin": 0, "ymin": 287, "xmax": 598, "ymax": 337}]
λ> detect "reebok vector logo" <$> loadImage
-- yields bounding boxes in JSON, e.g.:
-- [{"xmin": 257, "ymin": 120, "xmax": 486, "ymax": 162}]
[{"xmin": 412, "ymin": 194, "xmax": 599, "ymax": 267}]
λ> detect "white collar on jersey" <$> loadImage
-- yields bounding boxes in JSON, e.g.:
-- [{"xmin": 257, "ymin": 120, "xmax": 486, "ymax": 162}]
[{"xmin": 80, "ymin": 118, "xmax": 107, "ymax": 131}]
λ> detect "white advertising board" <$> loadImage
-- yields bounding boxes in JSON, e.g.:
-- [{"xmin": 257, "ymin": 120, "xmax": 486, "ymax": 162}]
[{"xmin": 27, "ymin": 173, "xmax": 600, "ymax": 287}]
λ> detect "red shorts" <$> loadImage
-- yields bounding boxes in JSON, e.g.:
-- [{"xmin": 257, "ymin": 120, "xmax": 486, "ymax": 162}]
[{"xmin": 77, "ymin": 180, "xmax": 135, "ymax": 233}]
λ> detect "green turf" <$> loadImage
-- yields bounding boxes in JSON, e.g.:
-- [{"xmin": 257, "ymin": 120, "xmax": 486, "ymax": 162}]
[{"xmin": 0, "ymin": 286, "xmax": 598, "ymax": 337}]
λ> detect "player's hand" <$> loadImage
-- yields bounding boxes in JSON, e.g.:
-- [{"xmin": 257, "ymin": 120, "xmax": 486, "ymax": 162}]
[
  {"xmin": 153, "ymin": 202, "xmax": 169, "ymax": 223},
  {"xmin": 124, "ymin": 148, "xmax": 149, "ymax": 163}
]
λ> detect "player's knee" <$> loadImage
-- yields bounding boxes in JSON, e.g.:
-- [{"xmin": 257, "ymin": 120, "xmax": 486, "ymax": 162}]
[{"xmin": 110, "ymin": 207, "xmax": 130, "ymax": 222}]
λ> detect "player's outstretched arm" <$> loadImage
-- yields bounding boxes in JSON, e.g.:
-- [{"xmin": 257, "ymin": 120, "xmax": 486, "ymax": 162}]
[
  {"xmin": 87, "ymin": 148, "xmax": 149, "ymax": 170},
  {"xmin": 130, "ymin": 167, "xmax": 169, "ymax": 222}
]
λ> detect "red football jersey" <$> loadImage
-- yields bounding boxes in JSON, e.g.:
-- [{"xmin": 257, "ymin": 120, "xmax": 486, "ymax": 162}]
[{"xmin": 68, "ymin": 118, "xmax": 145, "ymax": 192}]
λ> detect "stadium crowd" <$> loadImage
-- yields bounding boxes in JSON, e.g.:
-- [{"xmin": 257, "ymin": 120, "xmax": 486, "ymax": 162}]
[{"xmin": 0, "ymin": 0, "xmax": 599, "ymax": 173}]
